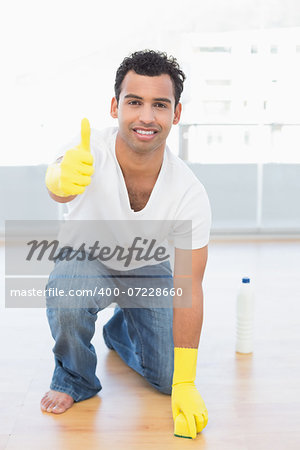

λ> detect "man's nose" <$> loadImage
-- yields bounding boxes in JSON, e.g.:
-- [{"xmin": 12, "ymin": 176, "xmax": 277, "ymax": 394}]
[{"xmin": 139, "ymin": 105, "xmax": 155, "ymax": 123}]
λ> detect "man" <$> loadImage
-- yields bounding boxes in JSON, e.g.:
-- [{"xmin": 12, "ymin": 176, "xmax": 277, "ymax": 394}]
[{"xmin": 42, "ymin": 50, "xmax": 211, "ymax": 440}]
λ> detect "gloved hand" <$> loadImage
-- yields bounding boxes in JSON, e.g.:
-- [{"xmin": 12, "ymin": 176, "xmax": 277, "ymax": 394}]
[
  {"xmin": 45, "ymin": 118, "xmax": 94, "ymax": 196},
  {"xmin": 172, "ymin": 347, "xmax": 208, "ymax": 439}
]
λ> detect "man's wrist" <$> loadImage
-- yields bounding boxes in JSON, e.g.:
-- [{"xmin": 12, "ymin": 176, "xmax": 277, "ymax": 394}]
[
  {"xmin": 172, "ymin": 347, "xmax": 198, "ymax": 386},
  {"xmin": 45, "ymin": 163, "xmax": 68, "ymax": 197}
]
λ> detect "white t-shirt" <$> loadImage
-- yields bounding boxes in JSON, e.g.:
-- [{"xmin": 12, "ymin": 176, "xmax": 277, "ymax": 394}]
[{"xmin": 57, "ymin": 127, "xmax": 211, "ymax": 270}]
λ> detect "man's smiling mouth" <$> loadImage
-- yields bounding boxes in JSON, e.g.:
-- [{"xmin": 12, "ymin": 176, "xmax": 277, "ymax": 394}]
[
  {"xmin": 132, "ymin": 127, "xmax": 159, "ymax": 140},
  {"xmin": 135, "ymin": 129, "xmax": 155, "ymax": 135},
  {"xmin": 133, "ymin": 128, "xmax": 158, "ymax": 135}
]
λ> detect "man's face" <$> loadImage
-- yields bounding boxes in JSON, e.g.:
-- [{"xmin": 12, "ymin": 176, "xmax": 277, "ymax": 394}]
[{"xmin": 111, "ymin": 70, "xmax": 182, "ymax": 155}]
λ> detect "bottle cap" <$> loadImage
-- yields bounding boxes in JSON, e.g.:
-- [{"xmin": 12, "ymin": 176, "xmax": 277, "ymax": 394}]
[{"xmin": 242, "ymin": 277, "xmax": 250, "ymax": 283}]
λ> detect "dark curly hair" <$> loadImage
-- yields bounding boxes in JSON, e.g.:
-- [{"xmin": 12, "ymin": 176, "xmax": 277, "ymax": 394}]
[{"xmin": 114, "ymin": 50, "xmax": 186, "ymax": 108}]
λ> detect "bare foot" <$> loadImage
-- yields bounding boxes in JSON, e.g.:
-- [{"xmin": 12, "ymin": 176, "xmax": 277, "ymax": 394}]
[{"xmin": 40, "ymin": 390, "xmax": 74, "ymax": 414}]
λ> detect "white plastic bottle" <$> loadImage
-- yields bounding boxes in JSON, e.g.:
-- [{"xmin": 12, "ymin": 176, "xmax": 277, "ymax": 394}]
[{"xmin": 236, "ymin": 277, "xmax": 255, "ymax": 354}]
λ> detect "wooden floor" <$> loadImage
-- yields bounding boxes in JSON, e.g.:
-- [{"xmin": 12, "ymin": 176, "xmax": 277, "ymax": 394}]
[{"xmin": 1, "ymin": 239, "xmax": 300, "ymax": 450}]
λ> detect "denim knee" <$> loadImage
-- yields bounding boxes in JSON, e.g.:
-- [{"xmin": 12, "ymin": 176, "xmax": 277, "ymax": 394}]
[
  {"xmin": 47, "ymin": 306, "xmax": 93, "ymax": 336},
  {"xmin": 147, "ymin": 358, "xmax": 174, "ymax": 395},
  {"xmin": 152, "ymin": 370, "xmax": 173, "ymax": 395},
  {"xmin": 156, "ymin": 383, "xmax": 172, "ymax": 395}
]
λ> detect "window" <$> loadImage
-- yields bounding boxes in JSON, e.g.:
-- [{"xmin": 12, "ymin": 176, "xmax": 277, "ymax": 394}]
[
  {"xmin": 196, "ymin": 46, "xmax": 232, "ymax": 53},
  {"xmin": 270, "ymin": 45, "xmax": 278, "ymax": 53},
  {"xmin": 205, "ymin": 80, "xmax": 232, "ymax": 86},
  {"xmin": 179, "ymin": 28, "xmax": 300, "ymax": 164}
]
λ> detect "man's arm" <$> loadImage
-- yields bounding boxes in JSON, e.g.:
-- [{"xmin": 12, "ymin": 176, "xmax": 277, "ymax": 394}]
[
  {"xmin": 47, "ymin": 189, "xmax": 77, "ymax": 203},
  {"xmin": 173, "ymin": 245, "xmax": 208, "ymax": 348},
  {"xmin": 171, "ymin": 245, "xmax": 209, "ymax": 439}
]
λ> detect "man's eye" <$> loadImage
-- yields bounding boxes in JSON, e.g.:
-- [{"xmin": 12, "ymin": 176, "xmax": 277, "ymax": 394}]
[
  {"xmin": 128, "ymin": 101, "xmax": 141, "ymax": 105},
  {"xmin": 154, "ymin": 103, "xmax": 167, "ymax": 108}
]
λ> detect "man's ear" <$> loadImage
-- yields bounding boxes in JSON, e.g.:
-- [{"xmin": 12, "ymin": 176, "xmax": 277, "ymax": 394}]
[
  {"xmin": 110, "ymin": 97, "xmax": 118, "ymax": 119},
  {"xmin": 173, "ymin": 102, "xmax": 182, "ymax": 125}
]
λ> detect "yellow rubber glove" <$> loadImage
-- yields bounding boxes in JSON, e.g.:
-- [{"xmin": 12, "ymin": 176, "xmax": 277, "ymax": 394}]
[
  {"xmin": 172, "ymin": 347, "xmax": 208, "ymax": 439},
  {"xmin": 45, "ymin": 118, "xmax": 94, "ymax": 197}
]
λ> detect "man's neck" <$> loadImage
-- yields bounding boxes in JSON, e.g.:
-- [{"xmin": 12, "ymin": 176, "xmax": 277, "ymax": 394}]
[{"xmin": 115, "ymin": 132, "xmax": 165, "ymax": 179}]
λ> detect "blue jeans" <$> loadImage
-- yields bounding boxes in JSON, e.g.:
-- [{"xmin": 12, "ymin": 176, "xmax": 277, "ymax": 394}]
[{"xmin": 45, "ymin": 253, "xmax": 174, "ymax": 402}]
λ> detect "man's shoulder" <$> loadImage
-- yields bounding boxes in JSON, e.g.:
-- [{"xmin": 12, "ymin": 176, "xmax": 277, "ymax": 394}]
[
  {"xmin": 165, "ymin": 147, "xmax": 205, "ymax": 191},
  {"xmin": 165, "ymin": 146, "xmax": 194, "ymax": 174},
  {"xmin": 91, "ymin": 126, "xmax": 118, "ymax": 147}
]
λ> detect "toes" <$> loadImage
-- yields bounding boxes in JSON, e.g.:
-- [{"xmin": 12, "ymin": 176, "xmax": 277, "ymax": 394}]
[
  {"xmin": 50, "ymin": 400, "xmax": 70, "ymax": 414},
  {"xmin": 46, "ymin": 400, "xmax": 70, "ymax": 414},
  {"xmin": 46, "ymin": 402, "xmax": 55, "ymax": 412},
  {"xmin": 40, "ymin": 394, "xmax": 49, "ymax": 405},
  {"xmin": 40, "ymin": 391, "xmax": 74, "ymax": 414},
  {"xmin": 41, "ymin": 396, "xmax": 52, "ymax": 411},
  {"xmin": 52, "ymin": 404, "xmax": 65, "ymax": 414}
]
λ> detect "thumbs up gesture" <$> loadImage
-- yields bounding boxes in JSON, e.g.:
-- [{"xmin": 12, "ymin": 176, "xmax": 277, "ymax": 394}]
[
  {"xmin": 45, "ymin": 118, "xmax": 94, "ymax": 197},
  {"xmin": 59, "ymin": 118, "xmax": 94, "ymax": 195}
]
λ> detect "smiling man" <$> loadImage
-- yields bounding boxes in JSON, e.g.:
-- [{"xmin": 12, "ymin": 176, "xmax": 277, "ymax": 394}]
[{"xmin": 42, "ymin": 50, "xmax": 211, "ymax": 440}]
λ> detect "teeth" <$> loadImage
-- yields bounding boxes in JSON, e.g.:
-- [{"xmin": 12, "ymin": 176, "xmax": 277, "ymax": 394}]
[{"xmin": 135, "ymin": 129, "xmax": 155, "ymax": 135}]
